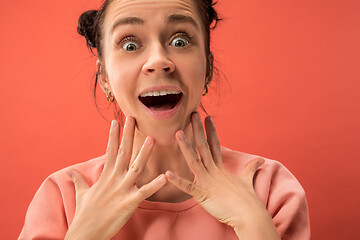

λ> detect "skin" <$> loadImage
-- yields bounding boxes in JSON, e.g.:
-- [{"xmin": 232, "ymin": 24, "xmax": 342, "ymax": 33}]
[
  {"xmin": 99, "ymin": 0, "xmax": 208, "ymax": 203},
  {"xmin": 66, "ymin": 0, "xmax": 280, "ymax": 239}
]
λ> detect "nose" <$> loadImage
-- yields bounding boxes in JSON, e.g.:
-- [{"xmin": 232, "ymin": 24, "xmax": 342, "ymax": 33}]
[{"xmin": 142, "ymin": 43, "xmax": 175, "ymax": 74}]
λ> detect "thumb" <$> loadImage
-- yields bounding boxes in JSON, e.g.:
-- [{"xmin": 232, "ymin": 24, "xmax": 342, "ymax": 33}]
[
  {"xmin": 242, "ymin": 157, "xmax": 265, "ymax": 181},
  {"xmin": 68, "ymin": 170, "xmax": 89, "ymax": 200}
]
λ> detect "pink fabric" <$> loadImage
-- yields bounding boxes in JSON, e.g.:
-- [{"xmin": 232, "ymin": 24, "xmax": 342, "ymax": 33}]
[{"xmin": 19, "ymin": 147, "xmax": 310, "ymax": 240}]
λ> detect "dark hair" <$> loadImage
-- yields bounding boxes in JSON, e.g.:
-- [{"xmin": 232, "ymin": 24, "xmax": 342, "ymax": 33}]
[{"xmin": 77, "ymin": 0, "xmax": 221, "ymax": 121}]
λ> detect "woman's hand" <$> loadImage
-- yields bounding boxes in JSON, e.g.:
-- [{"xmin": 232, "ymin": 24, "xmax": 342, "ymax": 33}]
[
  {"xmin": 65, "ymin": 117, "xmax": 167, "ymax": 240},
  {"xmin": 166, "ymin": 112, "xmax": 280, "ymax": 240}
]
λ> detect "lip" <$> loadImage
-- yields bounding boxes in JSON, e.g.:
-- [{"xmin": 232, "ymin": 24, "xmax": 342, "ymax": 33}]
[{"xmin": 138, "ymin": 85, "xmax": 184, "ymax": 120}]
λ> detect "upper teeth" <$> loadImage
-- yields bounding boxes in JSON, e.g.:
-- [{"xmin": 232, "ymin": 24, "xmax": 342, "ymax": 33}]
[{"xmin": 140, "ymin": 90, "xmax": 181, "ymax": 97}]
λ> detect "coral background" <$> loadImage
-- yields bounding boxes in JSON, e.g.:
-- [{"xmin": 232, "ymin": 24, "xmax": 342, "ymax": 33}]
[{"xmin": 1, "ymin": 0, "xmax": 359, "ymax": 239}]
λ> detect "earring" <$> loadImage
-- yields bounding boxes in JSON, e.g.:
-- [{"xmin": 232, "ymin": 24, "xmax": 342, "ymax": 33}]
[
  {"xmin": 97, "ymin": 66, "xmax": 102, "ymax": 76},
  {"xmin": 202, "ymin": 84, "xmax": 209, "ymax": 96},
  {"xmin": 104, "ymin": 87, "xmax": 115, "ymax": 102}
]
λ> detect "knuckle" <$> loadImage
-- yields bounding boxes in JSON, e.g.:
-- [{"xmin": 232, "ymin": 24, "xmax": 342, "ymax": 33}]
[
  {"xmin": 130, "ymin": 163, "xmax": 140, "ymax": 173},
  {"xmin": 137, "ymin": 187, "xmax": 147, "ymax": 198},
  {"xmin": 186, "ymin": 182, "xmax": 195, "ymax": 193},
  {"xmin": 106, "ymin": 145, "xmax": 116, "ymax": 154},
  {"xmin": 214, "ymin": 140, "xmax": 221, "ymax": 150},
  {"xmin": 118, "ymin": 147, "xmax": 129, "ymax": 159},
  {"xmin": 199, "ymin": 141, "xmax": 210, "ymax": 151},
  {"xmin": 191, "ymin": 154, "xmax": 201, "ymax": 164}
]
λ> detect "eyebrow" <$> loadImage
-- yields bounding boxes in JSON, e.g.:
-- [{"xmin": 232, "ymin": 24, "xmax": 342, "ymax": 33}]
[
  {"xmin": 167, "ymin": 14, "xmax": 200, "ymax": 30},
  {"xmin": 111, "ymin": 17, "xmax": 145, "ymax": 34}
]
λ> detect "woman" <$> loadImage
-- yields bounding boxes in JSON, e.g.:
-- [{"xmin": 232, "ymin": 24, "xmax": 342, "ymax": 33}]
[{"xmin": 19, "ymin": 0, "xmax": 310, "ymax": 239}]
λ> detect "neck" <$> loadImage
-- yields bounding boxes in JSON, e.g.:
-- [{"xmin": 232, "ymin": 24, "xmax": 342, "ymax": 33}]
[{"xmin": 131, "ymin": 123, "xmax": 195, "ymax": 203}]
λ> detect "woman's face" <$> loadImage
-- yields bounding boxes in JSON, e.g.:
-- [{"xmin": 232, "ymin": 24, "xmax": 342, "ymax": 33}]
[{"xmin": 101, "ymin": 0, "xmax": 208, "ymax": 143}]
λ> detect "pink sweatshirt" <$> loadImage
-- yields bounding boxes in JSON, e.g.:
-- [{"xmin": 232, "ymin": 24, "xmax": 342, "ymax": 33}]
[{"xmin": 19, "ymin": 147, "xmax": 310, "ymax": 240}]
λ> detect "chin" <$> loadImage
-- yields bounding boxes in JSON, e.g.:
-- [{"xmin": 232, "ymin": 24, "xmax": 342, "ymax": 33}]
[{"xmin": 135, "ymin": 115, "xmax": 191, "ymax": 146}]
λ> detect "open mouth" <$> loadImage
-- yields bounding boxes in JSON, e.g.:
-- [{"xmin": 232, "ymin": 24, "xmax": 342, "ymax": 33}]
[{"xmin": 138, "ymin": 90, "xmax": 183, "ymax": 111}]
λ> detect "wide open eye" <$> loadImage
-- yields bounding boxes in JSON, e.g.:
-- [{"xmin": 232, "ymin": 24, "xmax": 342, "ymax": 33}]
[
  {"xmin": 123, "ymin": 42, "xmax": 139, "ymax": 51},
  {"xmin": 170, "ymin": 37, "xmax": 189, "ymax": 48}
]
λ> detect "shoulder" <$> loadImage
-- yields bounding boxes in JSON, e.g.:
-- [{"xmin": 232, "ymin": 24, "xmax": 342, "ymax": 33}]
[
  {"xmin": 220, "ymin": 146, "xmax": 307, "ymax": 210},
  {"xmin": 48, "ymin": 154, "xmax": 106, "ymax": 187},
  {"xmin": 220, "ymin": 146, "xmax": 261, "ymax": 172},
  {"xmin": 221, "ymin": 146, "xmax": 310, "ymax": 239},
  {"xmin": 220, "ymin": 146, "xmax": 295, "ymax": 180},
  {"xmin": 19, "ymin": 154, "xmax": 107, "ymax": 237}
]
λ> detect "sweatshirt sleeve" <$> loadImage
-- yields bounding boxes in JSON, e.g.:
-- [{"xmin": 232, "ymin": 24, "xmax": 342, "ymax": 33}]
[
  {"xmin": 255, "ymin": 160, "xmax": 311, "ymax": 240},
  {"xmin": 18, "ymin": 175, "xmax": 69, "ymax": 240}
]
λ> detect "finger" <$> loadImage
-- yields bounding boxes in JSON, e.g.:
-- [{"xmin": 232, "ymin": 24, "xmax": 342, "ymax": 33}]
[
  {"xmin": 114, "ymin": 116, "xmax": 135, "ymax": 173},
  {"xmin": 175, "ymin": 130, "xmax": 208, "ymax": 178},
  {"xmin": 166, "ymin": 171, "xmax": 203, "ymax": 197},
  {"xmin": 102, "ymin": 120, "xmax": 120, "ymax": 175},
  {"xmin": 242, "ymin": 158, "xmax": 265, "ymax": 180},
  {"xmin": 204, "ymin": 116, "xmax": 222, "ymax": 166},
  {"xmin": 68, "ymin": 170, "xmax": 89, "ymax": 201},
  {"xmin": 191, "ymin": 112, "xmax": 217, "ymax": 171},
  {"xmin": 135, "ymin": 174, "xmax": 167, "ymax": 202},
  {"xmin": 123, "ymin": 136, "xmax": 155, "ymax": 186}
]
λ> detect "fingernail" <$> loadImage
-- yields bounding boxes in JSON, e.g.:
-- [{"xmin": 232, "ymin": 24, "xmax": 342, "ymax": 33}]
[
  {"xmin": 193, "ymin": 112, "xmax": 200, "ymax": 120},
  {"xmin": 111, "ymin": 120, "xmax": 118, "ymax": 128},
  {"xmin": 209, "ymin": 116, "xmax": 214, "ymax": 124},
  {"xmin": 157, "ymin": 175, "xmax": 167, "ymax": 183},
  {"xmin": 257, "ymin": 158, "xmax": 265, "ymax": 168},
  {"xmin": 166, "ymin": 171, "xmax": 175, "ymax": 179},
  {"xmin": 177, "ymin": 131, "xmax": 185, "ymax": 141},
  {"xmin": 144, "ymin": 136, "xmax": 153, "ymax": 146}
]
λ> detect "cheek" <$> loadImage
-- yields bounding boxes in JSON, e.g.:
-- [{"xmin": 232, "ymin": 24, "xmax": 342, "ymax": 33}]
[
  {"xmin": 179, "ymin": 52, "xmax": 207, "ymax": 90},
  {"xmin": 106, "ymin": 59, "xmax": 139, "ymax": 115},
  {"xmin": 175, "ymin": 54, "xmax": 207, "ymax": 114}
]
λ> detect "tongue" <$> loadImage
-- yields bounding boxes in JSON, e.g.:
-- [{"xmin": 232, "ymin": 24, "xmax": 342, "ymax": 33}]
[{"xmin": 149, "ymin": 104, "xmax": 174, "ymax": 111}]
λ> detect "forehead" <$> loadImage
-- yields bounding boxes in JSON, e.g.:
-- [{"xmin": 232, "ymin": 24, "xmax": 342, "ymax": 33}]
[{"xmin": 104, "ymin": 0, "xmax": 200, "ymax": 29}]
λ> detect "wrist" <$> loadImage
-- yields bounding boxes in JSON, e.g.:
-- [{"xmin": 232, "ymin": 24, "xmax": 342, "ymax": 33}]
[
  {"xmin": 232, "ymin": 209, "xmax": 280, "ymax": 240},
  {"xmin": 66, "ymin": 219, "xmax": 103, "ymax": 240}
]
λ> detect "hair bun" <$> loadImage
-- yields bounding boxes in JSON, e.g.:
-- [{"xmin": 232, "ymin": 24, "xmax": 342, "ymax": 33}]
[
  {"xmin": 77, "ymin": 10, "xmax": 98, "ymax": 49},
  {"xmin": 207, "ymin": 0, "xmax": 221, "ymax": 29}
]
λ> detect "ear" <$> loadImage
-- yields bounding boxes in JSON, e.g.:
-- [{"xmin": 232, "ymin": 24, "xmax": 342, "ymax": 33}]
[
  {"xmin": 206, "ymin": 51, "xmax": 214, "ymax": 86},
  {"xmin": 96, "ymin": 60, "xmax": 109, "ymax": 93}
]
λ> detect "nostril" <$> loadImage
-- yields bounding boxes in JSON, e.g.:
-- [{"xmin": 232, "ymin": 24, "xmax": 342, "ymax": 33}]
[
  {"xmin": 148, "ymin": 69, "xmax": 155, "ymax": 73},
  {"xmin": 163, "ymin": 67, "xmax": 170, "ymax": 72}
]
